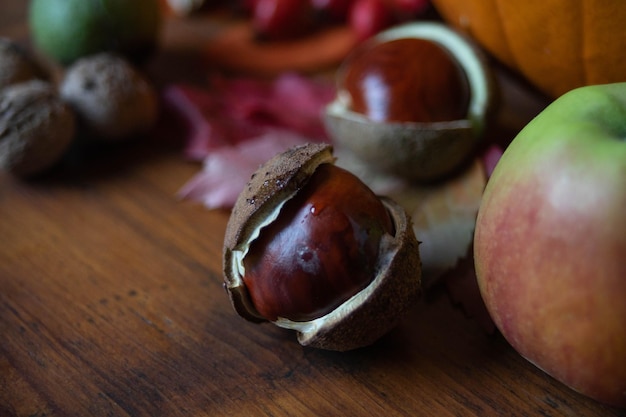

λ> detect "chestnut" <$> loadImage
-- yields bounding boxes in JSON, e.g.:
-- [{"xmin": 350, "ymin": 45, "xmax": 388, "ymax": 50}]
[
  {"xmin": 324, "ymin": 22, "xmax": 497, "ymax": 182},
  {"xmin": 343, "ymin": 37, "xmax": 471, "ymax": 123},
  {"xmin": 223, "ymin": 143, "xmax": 421, "ymax": 351}
]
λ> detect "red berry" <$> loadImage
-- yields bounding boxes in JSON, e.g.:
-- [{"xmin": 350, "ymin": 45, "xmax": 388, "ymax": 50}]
[
  {"xmin": 386, "ymin": 0, "xmax": 429, "ymax": 21},
  {"xmin": 388, "ymin": 0, "xmax": 429, "ymax": 15},
  {"xmin": 348, "ymin": 0, "xmax": 393, "ymax": 41},
  {"xmin": 311, "ymin": 0, "xmax": 355, "ymax": 21},
  {"xmin": 241, "ymin": 0, "xmax": 261, "ymax": 13},
  {"xmin": 252, "ymin": 0, "xmax": 315, "ymax": 40}
]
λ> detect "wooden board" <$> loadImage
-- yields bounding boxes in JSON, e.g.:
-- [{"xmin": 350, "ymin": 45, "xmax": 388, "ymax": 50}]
[{"xmin": 1, "ymin": 2, "xmax": 623, "ymax": 416}]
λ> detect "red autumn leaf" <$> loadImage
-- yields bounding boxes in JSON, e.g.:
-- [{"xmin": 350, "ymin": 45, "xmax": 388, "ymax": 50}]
[
  {"xmin": 170, "ymin": 73, "xmax": 335, "ymax": 209},
  {"xmin": 178, "ymin": 130, "xmax": 319, "ymax": 209},
  {"xmin": 162, "ymin": 72, "xmax": 334, "ymax": 162}
]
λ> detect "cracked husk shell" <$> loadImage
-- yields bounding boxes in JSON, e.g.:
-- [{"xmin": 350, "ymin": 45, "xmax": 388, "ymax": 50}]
[
  {"xmin": 324, "ymin": 22, "xmax": 497, "ymax": 183},
  {"xmin": 223, "ymin": 143, "xmax": 422, "ymax": 351}
]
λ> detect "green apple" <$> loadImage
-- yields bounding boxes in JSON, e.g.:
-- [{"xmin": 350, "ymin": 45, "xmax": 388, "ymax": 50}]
[
  {"xmin": 29, "ymin": 0, "xmax": 162, "ymax": 65},
  {"xmin": 474, "ymin": 82, "xmax": 626, "ymax": 407}
]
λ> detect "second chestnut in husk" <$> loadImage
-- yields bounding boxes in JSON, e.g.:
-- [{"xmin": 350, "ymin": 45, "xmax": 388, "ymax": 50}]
[{"xmin": 325, "ymin": 22, "xmax": 497, "ymax": 182}]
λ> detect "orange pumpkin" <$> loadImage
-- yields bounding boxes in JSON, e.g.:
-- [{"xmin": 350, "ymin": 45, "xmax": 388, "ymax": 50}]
[{"xmin": 430, "ymin": 0, "xmax": 626, "ymax": 98}]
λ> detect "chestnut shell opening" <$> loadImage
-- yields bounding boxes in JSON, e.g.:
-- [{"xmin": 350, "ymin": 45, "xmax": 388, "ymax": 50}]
[
  {"xmin": 324, "ymin": 22, "xmax": 498, "ymax": 183},
  {"xmin": 223, "ymin": 144, "xmax": 422, "ymax": 351}
]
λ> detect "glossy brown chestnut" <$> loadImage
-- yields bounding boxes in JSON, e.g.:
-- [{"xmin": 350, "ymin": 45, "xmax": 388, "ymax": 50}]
[
  {"xmin": 341, "ymin": 37, "xmax": 471, "ymax": 123},
  {"xmin": 242, "ymin": 163, "xmax": 394, "ymax": 322},
  {"xmin": 223, "ymin": 143, "xmax": 422, "ymax": 351}
]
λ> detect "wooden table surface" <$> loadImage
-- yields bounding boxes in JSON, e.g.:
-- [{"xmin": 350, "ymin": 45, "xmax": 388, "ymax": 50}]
[{"xmin": 1, "ymin": 2, "xmax": 624, "ymax": 416}]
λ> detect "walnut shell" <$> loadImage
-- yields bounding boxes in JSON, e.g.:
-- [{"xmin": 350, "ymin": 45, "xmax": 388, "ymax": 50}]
[
  {"xmin": 0, "ymin": 80, "xmax": 75, "ymax": 176},
  {"xmin": 223, "ymin": 143, "xmax": 422, "ymax": 351},
  {"xmin": 0, "ymin": 38, "xmax": 46, "ymax": 90},
  {"xmin": 60, "ymin": 53, "xmax": 158, "ymax": 141}
]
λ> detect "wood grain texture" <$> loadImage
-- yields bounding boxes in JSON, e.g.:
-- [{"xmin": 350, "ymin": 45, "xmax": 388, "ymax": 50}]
[{"xmin": 1, "ymin": 2, "xmax": 624, "ymax": 416}]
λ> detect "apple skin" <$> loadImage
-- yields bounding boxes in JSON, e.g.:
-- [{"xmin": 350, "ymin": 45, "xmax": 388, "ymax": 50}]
[{"xmin": 474, "ymin": 82, "xmax": 626, "ymax": 407}]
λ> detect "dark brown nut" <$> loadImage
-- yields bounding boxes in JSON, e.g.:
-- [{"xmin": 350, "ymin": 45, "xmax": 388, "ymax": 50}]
[
  {"xmin": 0, "ymin": 38, "xmax": 46, "ymax": 90},
  {"xmin": 0, "ymin": 80, "xmax": 75, "ymax": 176},
  {"xmin": 343, "ymin": 37, "xmax": 470, "ymax": 123},
  {"xmin": 223, "ymin": 143, "xmax": 422, "ymax": 351},
  {"xmin": 324, "ymin": 22, "xmax": 498, "ymax": 182},
  {"xmin": 60, "ymin": 53, "xmax": 158, "ymax": 141}
]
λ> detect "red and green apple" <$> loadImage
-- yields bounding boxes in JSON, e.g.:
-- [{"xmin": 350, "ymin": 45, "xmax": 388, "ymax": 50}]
[{"xmin": 474, "ymin": 82, "xmax": 626, "ymax": 407}]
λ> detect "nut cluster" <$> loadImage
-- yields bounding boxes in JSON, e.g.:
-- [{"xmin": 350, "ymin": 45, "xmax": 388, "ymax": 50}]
[{"xmin": 0, "ymin": 37, "xmax": 158, "ymax": 177}]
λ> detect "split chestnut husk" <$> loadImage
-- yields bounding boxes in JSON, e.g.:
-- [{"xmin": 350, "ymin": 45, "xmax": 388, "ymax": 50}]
[
  {"xmin": 324, "ymin": 22, "xmax": 497, "ymax": 182},
  {"xmin": 223, "ymin": 143, "xmax": 421, "ymax": 351}
]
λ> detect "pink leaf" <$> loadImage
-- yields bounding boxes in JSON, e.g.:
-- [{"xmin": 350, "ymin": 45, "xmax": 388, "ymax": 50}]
[
  {"xmin": 163, "ymin": 73, "xmax": 335, "ymax": 162},
  {"xmin": 161, "ymin": 84, "xmax": 232, "ymax": 161},
  {"xmin": 178, "ymin": 130, "xmax": 319, "ymax": 209}
]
